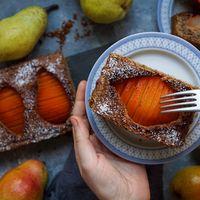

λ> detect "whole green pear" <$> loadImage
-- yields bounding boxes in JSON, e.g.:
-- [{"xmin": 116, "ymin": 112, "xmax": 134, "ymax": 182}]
[
  {"xmin": 80, "ymin": 0, "xmax": 133, "ymax": 24},
  {"xmin": 0, "ymin": 6, "xmax": 47, "ymax": 62}
]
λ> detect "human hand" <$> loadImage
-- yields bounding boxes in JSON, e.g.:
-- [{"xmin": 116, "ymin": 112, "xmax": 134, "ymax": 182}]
[{"xmin": 70, "ymin": 80, "xmax": 150, "ymax": 200}]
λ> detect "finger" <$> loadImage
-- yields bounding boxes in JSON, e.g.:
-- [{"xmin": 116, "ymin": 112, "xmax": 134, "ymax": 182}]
[
  {"xmin": 89, "ymin": 134, "xmax": 102, "ymax": 153},
  {"xmin": 71, "ymin": 116, "xmax": 97, "ymax": 171},
  {"xmin": 90, "ymin": 134, "xmax": 113, "ymax": 155},
  {"xmin": 71, "ymin": 80, "xmax": 90, "ymax": 132},
  {"xmin": 89, "ymin": 134, "xmax": 108, "ymax": 153},
  {"xmin": 89, "ymin": 135, "xmax": 131, "ymax": 163},
  {"xmin": 72, "ymin": 80, "xmax": 87, "ymax": 117}
]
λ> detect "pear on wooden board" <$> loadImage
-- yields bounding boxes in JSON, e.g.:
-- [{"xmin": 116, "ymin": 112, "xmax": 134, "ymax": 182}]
[
  {"xmin": 0, "ymin": 6, "xmax": 47, "ymax": 62},
  {"xmin": 0, "ymin": 160, "xmax": 48, "ymax": 200}
]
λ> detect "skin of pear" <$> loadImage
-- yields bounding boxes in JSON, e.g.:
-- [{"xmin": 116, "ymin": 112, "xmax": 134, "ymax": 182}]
[
  {"xmin": 0, "ymin": 6, "xmax": 47, "ymax": 62},
  {"xmin": 171, "ymin": 166, "xmax": 200, "ymax": 200},
  {"xmin": 0, "ymin": 160, "xmax": 48, "ymax": 200},
  {"xmin": 80, "ymin": 0, "xmax": 133, "ymax": 24}
]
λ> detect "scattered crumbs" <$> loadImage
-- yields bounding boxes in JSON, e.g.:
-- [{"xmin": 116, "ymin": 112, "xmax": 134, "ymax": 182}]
[
  {"xmin": 45, "ymin": 20, "xmax": 74, "ymax": 49},
  {"xmin": 81, "ymin": 16, "xmax": 93, "ymax": 27},
  {"xmin": 84, "ymin": 30, "xmax": 91, "ymax": 37},
  {"xmin": 73, "ymin": 13, "xmax": 77, "ymax": 20},
  {"xmin": 74, "ymin": 16, "xmax": 93, "ymax": 41},
  {"xmin": 45, "ymin": 14, "xmax": 93, "ymax": 45},
  {"xmin": 74, "ymin": 27, "xmax": 92, "ymax": 41},
  {"xmin": 74, "ymin": 29, "xmax": 81, "ymax": 41}
]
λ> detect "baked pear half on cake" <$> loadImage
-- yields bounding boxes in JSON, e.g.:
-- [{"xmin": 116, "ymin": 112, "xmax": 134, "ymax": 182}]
[{"xmin": 89, "ymin": 53, "xmax": 197, "ymax": 147}]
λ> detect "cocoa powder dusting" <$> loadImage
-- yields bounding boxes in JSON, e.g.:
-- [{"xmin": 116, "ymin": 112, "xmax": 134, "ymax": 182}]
[
  {"xmin": 74, "ymin": 16, "xmax": 92, "ymax": 41},
  {"xmin": 74, "ymin": 29, "xmax": 81, "ymax": 41},
  {"xmin": 46, "ymin": 14, "xmax": 93, "ymax": 45},
  {"xmin": 81, "ymin": 16, "xmax": 93, "ymax": 27},
  {"xmin": 46, "ymin": 20, "xmax": 74, "ymax": 49}
]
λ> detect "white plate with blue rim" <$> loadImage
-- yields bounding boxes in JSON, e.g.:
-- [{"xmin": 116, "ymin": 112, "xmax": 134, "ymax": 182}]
[
  {"xmin": 85, "ymin": 32, "xmax": 200, "ymax": 165},
  {"xmin": 157, "ymin": 0, "xmax": 193, "ymax": 33}
]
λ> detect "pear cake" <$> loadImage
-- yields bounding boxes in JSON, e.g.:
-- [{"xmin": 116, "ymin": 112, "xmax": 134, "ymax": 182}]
[
  {"xmin": 0, "ymin": 52, "xmax": 75, "ymax": 152},
  {"xmin": 89, "ymin": 53, "xmax": 196, "ymax": 147},
  {"xmin": 172, "ymin": 12, "xmax": 200, "ymax": 48}
]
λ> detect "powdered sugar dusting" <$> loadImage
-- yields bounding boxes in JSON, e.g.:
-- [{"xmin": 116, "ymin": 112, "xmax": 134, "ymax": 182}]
[
  {"xmin": 56, "ymin": 57, "xmax": 62, "ymax": 65},
  {"xmin": 98, "ymin": 102, "xmax": 112, "ymax": 114},
  {"xmin": 31, "ymin": 59, "xmax": 40, "ymax": 66},
  {"xmin": 14, "ymin": 63, "xmax": 35, "ymax": 87},
  {"xmin": 47, "ymin": 62, "xmax": 57, "ymax": 74},
  {"xmin": 102, "ymin": 56, "xmax": 155, "ymax": 81}
]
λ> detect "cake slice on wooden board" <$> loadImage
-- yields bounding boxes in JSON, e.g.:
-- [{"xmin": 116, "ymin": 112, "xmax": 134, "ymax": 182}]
[
  {"xmin": 89, "ymin": 53, "xmax": 197, "ymax": 147},
  {"xmin": 0, "ymin": 52, "xmax": 75, "ymax": 152}
]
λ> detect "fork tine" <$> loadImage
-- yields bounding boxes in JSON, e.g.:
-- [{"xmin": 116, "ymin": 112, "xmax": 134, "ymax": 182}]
[
  {"xmin": 160, "ymin": 101, "xmax": 197, "ymax": 108},
  {"xmin": 160, "ymin": 96, "xmax": 196, "ymax": 103},
  {"xmin": 161, "ymin": 106, "xmax": 199, "ymax": 113},
  {"xmin": 161, "ymin": 90, "xmax": 197, "ymax": 98}
]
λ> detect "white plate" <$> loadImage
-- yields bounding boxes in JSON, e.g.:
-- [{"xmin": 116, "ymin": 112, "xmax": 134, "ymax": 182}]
[
  {"xmin": 85, "ymin": 32, "xmax": 200, "ymax": 164},
  {"xmin": 157, "ymin": 0, "xmax": 193, "ymax": 33}
]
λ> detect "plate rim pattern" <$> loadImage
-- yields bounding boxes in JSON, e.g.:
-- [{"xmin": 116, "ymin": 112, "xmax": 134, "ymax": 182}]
[{"xmin": 157, "ymin": 0, "xmax": 174, "ymax": 33}]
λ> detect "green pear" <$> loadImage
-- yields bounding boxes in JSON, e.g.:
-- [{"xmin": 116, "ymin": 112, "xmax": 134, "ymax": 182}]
[
  {"xmin": 0, "ymin": 160, "xmax": 48, "ymax": 200},
  {"xmin": 0, "ymin": 6, "xmax": 47, "ymax": 62},
  {"xmin": 80, "ymin": 0, "xmax": 133, "ymax": 24}
]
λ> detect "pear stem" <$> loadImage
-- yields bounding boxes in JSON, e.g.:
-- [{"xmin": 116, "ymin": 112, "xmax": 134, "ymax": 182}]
[{"xmin": 45, "ymin": 4, "xmax": 59, "ymax": 14}]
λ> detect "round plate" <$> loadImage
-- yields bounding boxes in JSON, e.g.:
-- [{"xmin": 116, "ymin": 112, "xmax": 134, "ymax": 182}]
[
  {"xmin": 85, "ymin": 32, "xmax": 200, "ymax": 164},
  {"xmin": 157, "ymin": 0, "xmax": 193, "ymax": 33}
]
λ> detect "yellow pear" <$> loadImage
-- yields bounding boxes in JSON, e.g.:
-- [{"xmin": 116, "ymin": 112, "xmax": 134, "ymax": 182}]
[
  {"xmin": 171, "ymin": 165, "xmax": 200, "ymax": 200},
  {"xmin": 80, "ymin": 0, "xmax": 133, "ymax": 24},
  {"xmin": 0, "ymin": 6, "xmax": 47, "ymax": 62}
]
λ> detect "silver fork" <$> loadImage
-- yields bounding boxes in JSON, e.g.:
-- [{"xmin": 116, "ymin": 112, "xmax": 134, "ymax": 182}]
[{"xmin": 160, "ymin": 89, "xmax": 200, "ymax": 113}]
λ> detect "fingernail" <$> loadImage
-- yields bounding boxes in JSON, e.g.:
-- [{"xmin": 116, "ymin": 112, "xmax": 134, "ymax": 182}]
[{"xmin": 70, "ymin": 117, "xmax": 78, "ymax": 127}]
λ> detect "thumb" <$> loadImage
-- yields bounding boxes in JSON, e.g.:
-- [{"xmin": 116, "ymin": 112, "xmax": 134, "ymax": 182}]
[{"xmin": 71, "ymin": 116, "xmax": 97, "ymax": 171}]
